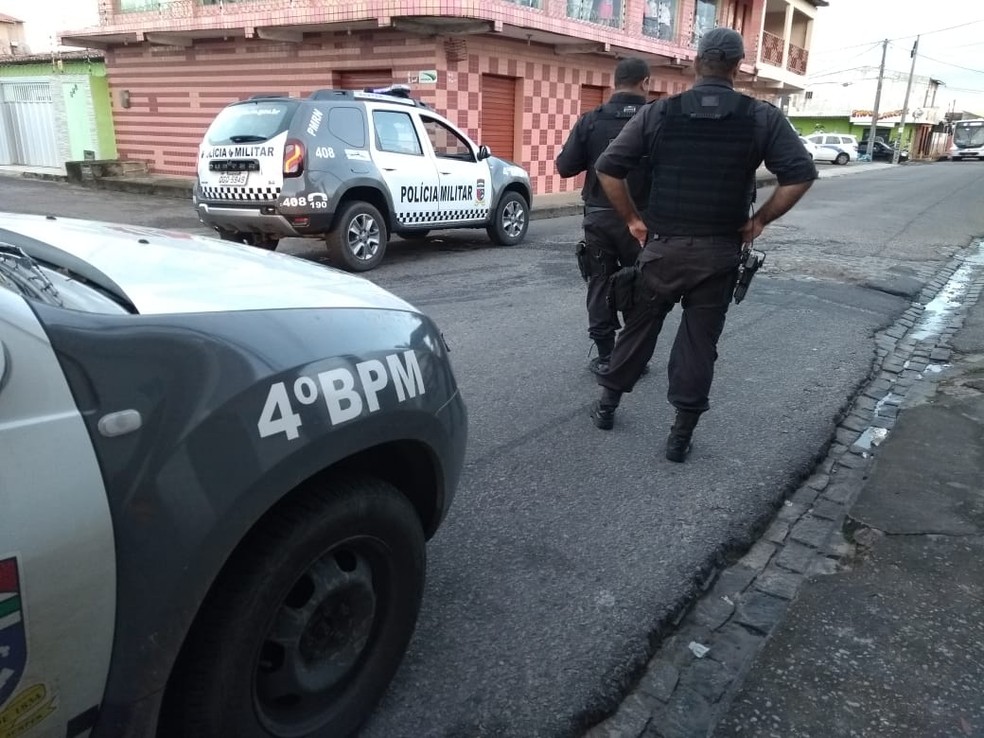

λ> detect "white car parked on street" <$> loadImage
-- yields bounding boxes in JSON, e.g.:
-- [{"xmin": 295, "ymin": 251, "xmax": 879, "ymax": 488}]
[{"xmin": 805, "ymin": 133, "xmax": 859, "ymax": 165}]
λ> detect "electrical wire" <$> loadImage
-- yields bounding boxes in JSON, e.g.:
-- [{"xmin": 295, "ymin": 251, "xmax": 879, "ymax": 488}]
[{"xmin": 811, "ymin": 19, "xmax": 984, "ymax": 62}]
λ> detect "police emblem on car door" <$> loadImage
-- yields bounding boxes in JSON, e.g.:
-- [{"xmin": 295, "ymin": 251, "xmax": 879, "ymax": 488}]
[
  {"xmin": 0, "ymin": 557, "xmax": 27, "ymax": 707},
  {"xmin": 418, "ymin": 115, "xmax": 492, "ymax": 224}
]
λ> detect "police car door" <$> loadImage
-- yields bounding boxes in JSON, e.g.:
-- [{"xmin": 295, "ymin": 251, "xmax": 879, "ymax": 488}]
[
  {"xmin": 0, "ymin": 288, "xmax": 116, "ymax": 738},
  {"xmin": 416, "ymin": 114, "xmax": 492, "ymax": 225},
  {"xmin": 368, "ymin": 107, "xmax": 441, "ymax": 230}
]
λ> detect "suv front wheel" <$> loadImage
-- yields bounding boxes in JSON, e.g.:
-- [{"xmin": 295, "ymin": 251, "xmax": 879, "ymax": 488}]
[
  {"xmin": 486, "ymin": 191, "xmax": 529, "ymax": 246},
  {"xmin": 326, "ymin": 202, "xmax": 388, "ymax": 272}
]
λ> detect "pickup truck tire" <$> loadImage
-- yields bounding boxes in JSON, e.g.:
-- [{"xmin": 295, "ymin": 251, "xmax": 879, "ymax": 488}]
[
  {"xmin": 486, "ymin": 191, "xmax": 529, "ymax": 246},
  {"xmin": 326, "ymin": 202, "xmax": 388, "ymax": 272},
  {"xmin": 158, "ymin": 475, "xmax": 425, "ymax": 738}
]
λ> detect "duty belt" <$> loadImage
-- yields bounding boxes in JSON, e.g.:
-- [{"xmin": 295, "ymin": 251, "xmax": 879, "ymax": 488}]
[{"xmin": 584, "ymin": 205, "xmax": 615, "ymax": 215}]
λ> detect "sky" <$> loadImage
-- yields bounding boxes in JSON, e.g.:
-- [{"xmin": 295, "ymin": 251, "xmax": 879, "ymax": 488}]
[
  {"xmin": 809, "ymin": 0, "xmax": 984, "ymax": 115},
  {"xmin": 4, "ymin": 0, "xmax": 984, "ymax": 114}
]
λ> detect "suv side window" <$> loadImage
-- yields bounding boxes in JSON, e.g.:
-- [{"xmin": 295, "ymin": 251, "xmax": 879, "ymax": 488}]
[
  {"xmin": 372, "ymin": 111, "xmax": 423, "ymax": 156},
  {"xmin": 421, "ymin": 117, "xmax": 474, "ymax": 161},
  {"xmin": 329, "ymin": 107, "xmax": 366, "ymax": 148},
  {"xmin": 824, "ymin": 136, "xmax": 840, "ymax": 145}
]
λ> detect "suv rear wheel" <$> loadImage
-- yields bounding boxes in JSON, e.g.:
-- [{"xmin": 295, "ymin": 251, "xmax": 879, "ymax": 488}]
[
  {"xmin": 486, "ymin": 191, "xmax": 529, "ymax": 246},
  {"xmin": 326, "ymin": 202, "xmax": 388, "ymax": 272}
]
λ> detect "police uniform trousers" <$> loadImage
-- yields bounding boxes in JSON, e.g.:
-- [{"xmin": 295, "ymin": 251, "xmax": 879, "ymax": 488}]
[
  {"xmin": 597, "ymin": 234, "xmax": 742, "ymax": 413},
  {"xmin": 583, "ymin": 208, "xmax": 644, "ymax": 353}
]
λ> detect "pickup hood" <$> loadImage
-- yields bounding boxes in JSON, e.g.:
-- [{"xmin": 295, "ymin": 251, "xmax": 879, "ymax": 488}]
[{"xmin": 0, "ymin": 212, "xmax": 416, "ymax": 315}]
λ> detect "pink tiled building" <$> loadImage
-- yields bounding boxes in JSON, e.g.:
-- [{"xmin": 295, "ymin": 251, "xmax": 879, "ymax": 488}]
[{"xmin": 63, "ymin": 0, "xmax": 825, "ymax": 194}]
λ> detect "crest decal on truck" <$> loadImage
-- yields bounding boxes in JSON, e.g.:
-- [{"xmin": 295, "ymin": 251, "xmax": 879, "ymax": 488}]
[{"xmin": 0, "ymin": 556, "xmax": 56, "ymax": 737}]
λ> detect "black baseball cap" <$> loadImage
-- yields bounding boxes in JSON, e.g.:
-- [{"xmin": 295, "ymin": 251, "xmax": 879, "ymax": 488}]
[{"xmin": 697, "ymin": 27, "xmax": 745, "ymax": 62}]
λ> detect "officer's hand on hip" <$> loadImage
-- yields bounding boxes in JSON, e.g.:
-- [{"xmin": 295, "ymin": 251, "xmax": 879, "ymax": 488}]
[
  {"xmin": 628, "ymin": 217, "xmax": 648, "ymax": 248},
  {"xmin": 740, "ymin": 214, "xmax": 765, "ymax": 245}
]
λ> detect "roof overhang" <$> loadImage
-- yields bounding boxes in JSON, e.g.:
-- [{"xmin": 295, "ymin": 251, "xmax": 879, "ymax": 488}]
[
  {"xmin": 60, "ymin": 18, "xmax": 384, "ymax": 49},
  {"xmin": 61, "ymin": 11, "xmax": 692, "ymax": 66}
]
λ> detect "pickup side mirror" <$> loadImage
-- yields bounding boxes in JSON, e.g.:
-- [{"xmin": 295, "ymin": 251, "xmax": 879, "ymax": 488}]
[{"xmin": 477, "ymin": 145, "xmax": 492, "ymax": 161}]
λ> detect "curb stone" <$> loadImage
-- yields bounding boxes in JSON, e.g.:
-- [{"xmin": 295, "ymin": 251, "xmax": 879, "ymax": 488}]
[{"xmin": 582, "ymin": 239, "xmax": 984, "ymax": 738}]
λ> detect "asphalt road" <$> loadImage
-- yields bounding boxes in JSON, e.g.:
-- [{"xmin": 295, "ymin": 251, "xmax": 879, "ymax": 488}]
[{"xmin": 3, "ymin": 161, "xmax": 984, "ymax": 737}]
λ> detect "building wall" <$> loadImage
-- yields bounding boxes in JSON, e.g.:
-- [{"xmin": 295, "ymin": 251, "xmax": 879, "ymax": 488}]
[
  {"xmin": 0, "ymin": 58, "xmax": 117, "ymax": 163},
  {"xmin": 788, "ymin": 115, "xmax": 921, "ymax": 147},
  {"xmin": 103, "ymin": 28, "xmax": 696, "ymax": 193},
  {"xmin": 90, "ymin": 0, "xmax": 763, "ymax": 65},
  {"xmin": 0, "ymin": 21, "xmax": 27, "ymax": 56}
]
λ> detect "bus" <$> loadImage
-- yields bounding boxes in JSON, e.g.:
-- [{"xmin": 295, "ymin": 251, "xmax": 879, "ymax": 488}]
[{"xmin": 949, "ymin": 118, "xmax": 984, "ymax": 161}]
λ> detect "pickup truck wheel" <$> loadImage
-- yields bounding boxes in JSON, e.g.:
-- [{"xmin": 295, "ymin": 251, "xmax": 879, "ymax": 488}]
[
  {"xmin": 326, "ymin": 202, "xmax": 387, "ymax": 272},
  {"xmin": 486, "ymin": 191, "xmax": 529, "ymax": 246},
  {"xmin": 159, "ymin": 476, "xmax": 425, "ymax": 738}
]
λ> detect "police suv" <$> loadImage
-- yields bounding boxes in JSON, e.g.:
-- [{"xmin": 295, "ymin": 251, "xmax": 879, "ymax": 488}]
[
  {"xmin": 194, "ymin": 85, "xmax": 533, "ymax": 271},
  {"xmin": 0, "ymin": 212, "xmax": 467, "ymax": 737}
]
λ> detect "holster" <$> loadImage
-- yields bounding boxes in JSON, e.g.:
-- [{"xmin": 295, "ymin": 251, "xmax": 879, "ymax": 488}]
[
  {"xmin": 575, "ymin": 240, "xmax": 590, "ymax": 282},
  {"xmin": 606, "ymin": 265, "xmax": 650, "ymax": 313}
]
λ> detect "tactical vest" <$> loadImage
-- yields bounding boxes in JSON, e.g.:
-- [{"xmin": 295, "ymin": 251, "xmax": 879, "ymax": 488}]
[
  {"xmin": 582, "ymin": 99, "xmax": 649, "ymax": 209},
  {"xmin": 646, "ymin": 89, "xmax": 758, "ymax": 236}
]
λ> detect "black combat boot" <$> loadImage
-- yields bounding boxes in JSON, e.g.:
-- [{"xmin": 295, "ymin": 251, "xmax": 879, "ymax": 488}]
[
  {"xmin": 665, "ymin": 410, "xmax": 701, "ymax": 462},
  {"xmin": 588, "ymin": 338, "xmax": 615, "ymax": 376},
  {"xmin": 591, "ymin": 388, "xmax": 622, "ymax": 430}
]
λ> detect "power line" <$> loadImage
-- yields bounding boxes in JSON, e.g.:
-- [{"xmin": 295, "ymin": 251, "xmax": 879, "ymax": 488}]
[
  {"xmin": 811, "ymin": 18, "xmax": 984, "ymax": 59},
  {"xmin": 890, "ymin": 18, "xmax": 984, "ymax": 41},
  {"xmin": 915, "ymin": 52, "xmax": 984, "ymax": 76}
]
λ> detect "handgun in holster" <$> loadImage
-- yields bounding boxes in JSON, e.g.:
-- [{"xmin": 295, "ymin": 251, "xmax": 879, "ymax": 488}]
[
  {"xmin": 733, "ymin": 249, "xmax": 766, "ymax": 304},
  {"xmin": 575, "ymin": 240, "xmax": 590, "ymax": 282}
]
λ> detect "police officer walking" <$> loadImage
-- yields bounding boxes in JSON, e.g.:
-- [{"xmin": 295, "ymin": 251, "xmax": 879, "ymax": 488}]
[
  {"xmin": 556, "ymin": 57, "xmax": 653, "ymax": 375},
  {"xmin": 589, "ymin": 27, "xmax": 817, "ymax": 462}
]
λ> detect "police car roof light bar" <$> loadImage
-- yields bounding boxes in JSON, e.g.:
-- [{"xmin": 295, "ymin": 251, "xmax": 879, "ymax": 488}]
[{"xmin": 309, "ymin": 86, "xmax": 430, "ymax": 109}]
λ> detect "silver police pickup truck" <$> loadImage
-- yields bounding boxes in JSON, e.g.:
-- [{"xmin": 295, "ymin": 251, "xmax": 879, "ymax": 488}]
[
  {"xmin": 0, "ymin": 212, "xmax": 467, "ymax": 738},
  {"xmin": 194, "ymin": 85, "xmax": 533, "ymax": 271}
]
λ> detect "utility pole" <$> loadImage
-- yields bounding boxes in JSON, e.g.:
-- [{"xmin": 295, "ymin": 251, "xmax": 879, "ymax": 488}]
[
  {"xmin": 866, "ymin": 39, "xmax": 888, "ymax": 161},
  {"xmin": 894, "ymin": 36, "xmax": 920, "ymax": 164}
]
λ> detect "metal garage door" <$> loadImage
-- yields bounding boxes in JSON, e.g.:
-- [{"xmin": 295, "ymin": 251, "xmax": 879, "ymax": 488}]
[
  {"xmin": 480, "ymin": 74, "xmax": 516, "ymax": 162},
  {"xmin": 580, "ymin": 84, "xmax": 606, "ymax": 114},
  {"xmin": 338, "ymin": 70, "xmax": 394, "ymax": 91},
  {"xmin": 0, "ymin": 82, "xmax": 60, "ymax": 168}
]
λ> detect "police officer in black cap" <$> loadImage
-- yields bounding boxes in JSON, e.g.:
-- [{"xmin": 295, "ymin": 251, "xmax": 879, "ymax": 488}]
[
  {"xmin": 589, "ymin": 27, "xmax": 817, "ymax": 462},
  {"xmin": 556, "ymin": 57, "xmax": 653, "ymax": 375}
]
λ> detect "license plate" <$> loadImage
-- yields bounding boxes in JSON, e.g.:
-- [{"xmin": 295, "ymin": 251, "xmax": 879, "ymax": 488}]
[{"xmin": 217, "ymin": 172, "xmax": 248, "ymax": 186}]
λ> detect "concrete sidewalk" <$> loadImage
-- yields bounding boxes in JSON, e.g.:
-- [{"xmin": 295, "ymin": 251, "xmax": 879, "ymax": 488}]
[
  {"xmin": 582, "ymin": 240, "xmax": 984, "ymax": 738},
  {"xmin": 2, "ymin": 160, "xmax": 898, "ymax": 222},
  {"xmin": 713, "ymin": 244, "xmax": 984, "ymax": 737}
]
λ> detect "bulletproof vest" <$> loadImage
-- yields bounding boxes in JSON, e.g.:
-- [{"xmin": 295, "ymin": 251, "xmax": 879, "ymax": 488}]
[
  {"xmin": 646, "ymin": 89, "xmax": 758, "ymax": 236},
  {"xmin": 583, "ymin": 100, "xmax": 649, "ymax": 209}
]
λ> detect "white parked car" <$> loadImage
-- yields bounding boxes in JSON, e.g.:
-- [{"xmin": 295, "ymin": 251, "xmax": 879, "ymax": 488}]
[
  {"xmin": 798, "ymin": 136, "xmax": 821, "ymax": 160},
  {"xmin": 805, "ymin": 133, "xmax": 859, "ymax": 165}
]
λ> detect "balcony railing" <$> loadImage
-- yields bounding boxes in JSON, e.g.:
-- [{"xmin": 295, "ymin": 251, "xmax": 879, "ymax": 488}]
[
  {"xmin": 787, "ymin": 42, "xmax": 808, "ymax": 75},
  {"xmin": 761, "ymin": 30, "xmax": 783, "ymax": 66}
]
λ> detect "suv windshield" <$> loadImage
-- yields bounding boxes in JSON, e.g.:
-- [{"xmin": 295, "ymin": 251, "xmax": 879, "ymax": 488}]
[{"xmin": 205, "ymin": 100, "xmax": 298, "ymax": 146}]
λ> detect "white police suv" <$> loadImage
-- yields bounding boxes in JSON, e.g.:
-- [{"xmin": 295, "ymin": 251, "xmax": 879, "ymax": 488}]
[
  {"xmin": 0, "ymin": 211, "xmax": 466, "ymax": 737},
  {"xmin": 194, "ymin": 85, "xmax": 533, "ymax": 271}
]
